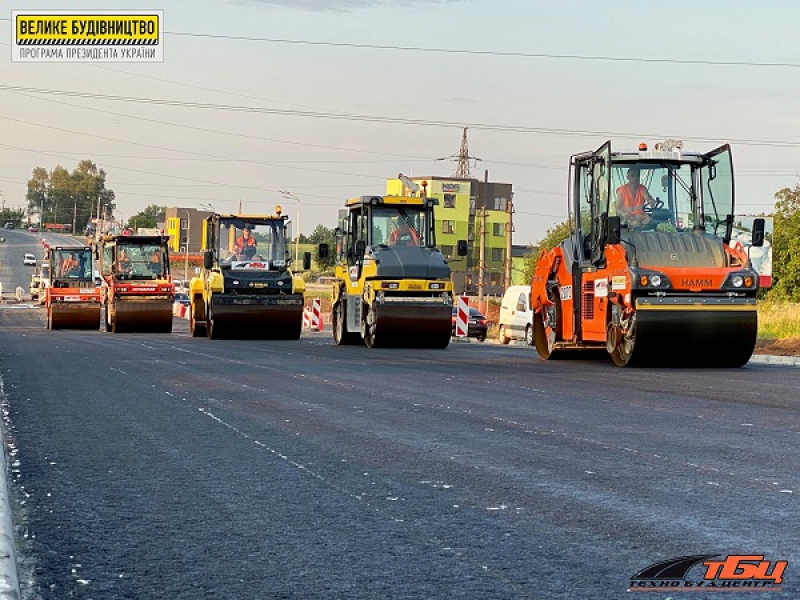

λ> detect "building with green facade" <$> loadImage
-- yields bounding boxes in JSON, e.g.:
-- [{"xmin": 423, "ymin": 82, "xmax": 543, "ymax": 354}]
[{"xmin": 386, "ymin": 176, "xmax": 513, "ymax": 296}]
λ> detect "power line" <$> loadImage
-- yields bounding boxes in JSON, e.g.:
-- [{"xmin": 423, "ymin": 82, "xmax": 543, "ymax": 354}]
[
  {"xmin": 4, "ymin": 84, "xmax": 800, "ymax": 149},
  {"xmin": 0, "ymin": 86, "xmax": 437, "ymax": 162},
  {"xmin": 3, "ymin": 16, "xmax": 798, "ymax": 69},
  {"xmin": 166, "ymin": 31, "xmax": 800, "ymax": 70}
]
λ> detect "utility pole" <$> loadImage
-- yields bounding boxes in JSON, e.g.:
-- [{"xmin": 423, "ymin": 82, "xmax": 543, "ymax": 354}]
[
  {"xmin": 477, "ymin": 170, "xmax": 488, "ymax": 307},
  {"xmin": 184, "ymin": 210, "xmax": 190, "ymax": 283},
  {"xmin": 279, "ymin": 190, "xmax": 300, "ymax": 265},
  {"xmin": 72, "ymin": 201, "xmax": 77, "ymax": 235},
  {"xmin": 504, "ymin": 193, "xmax": 513, "ymax": 290},
  {"xmin": 437, "ymin": 127, "xmax": 481, "ymax": 180}
]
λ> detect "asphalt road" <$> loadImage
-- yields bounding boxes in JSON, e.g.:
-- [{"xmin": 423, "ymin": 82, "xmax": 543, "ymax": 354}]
[
  {"xmin": 0, "ymin": 289, "xmax": 798, "ymax": 599},
  {"xmin": 0, "ymin": 228, "xmax": 79, "ymax": 300}
]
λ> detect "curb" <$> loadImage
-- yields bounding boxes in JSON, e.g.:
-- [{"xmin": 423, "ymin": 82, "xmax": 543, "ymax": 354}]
[
  {"xmin": 0, "ymin": 377, "xmax": 20, "ymax": 600},
  {"xmin": 749, "ymin": 354, "xmax": 800, "ymax": 367}
]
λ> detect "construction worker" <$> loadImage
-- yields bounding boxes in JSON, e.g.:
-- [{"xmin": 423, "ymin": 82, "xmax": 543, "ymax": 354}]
[
  {"xmin": 149, "ymin": 249, "xmax": 162, "ymax": 275},
  {"xmin": 61, "ymin": 252, "xmax": 80, "ymax": 276},
  {"xmin": 117, "ymin": 248, "xmax": 132, "ymax": 275},
  {"xmin": 235, "ymin": 226, "xmax": 257, "ymax": 259},
  {"xmin": 616, "ymin": 167, "xmax": 657, "ymax": 228},
  {"xmin": 388, "ymin": 219, "xmax": 420, "ymax": 246}
]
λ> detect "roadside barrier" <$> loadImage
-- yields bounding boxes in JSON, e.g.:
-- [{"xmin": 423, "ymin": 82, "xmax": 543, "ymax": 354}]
[
  {"xmin": 172, "ymin": 302, "xmax": 189, "ymax": 319},
  {"xmin": 303, "ymin": 297, "xmax": 324, "ymax": 331},
  {"xmin": 455, "ymin": 296, "xmax": 469, "ymax": 337}
]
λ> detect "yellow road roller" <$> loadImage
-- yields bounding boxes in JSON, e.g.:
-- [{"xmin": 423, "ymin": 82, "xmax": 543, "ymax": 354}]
[
  {"xmin": 189, "ymin": 207, "xmax": 309, "ymax": 339},
  {"xmin": 326, "ymin": 194, "xmax": 466, "ymax": 348}
]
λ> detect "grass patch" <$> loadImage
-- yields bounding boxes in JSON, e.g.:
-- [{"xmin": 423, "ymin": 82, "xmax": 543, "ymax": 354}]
[{"xmin": 758, "ymin": 302, "xmax": 800, "ymax": 340}]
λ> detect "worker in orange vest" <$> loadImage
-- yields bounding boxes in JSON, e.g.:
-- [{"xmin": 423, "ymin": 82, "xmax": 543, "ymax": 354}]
[
  {"xmin": 388, "ymin": 219, "xmax": 420, "ymax": 246},
  {"xmin": 235, "ymin": 226, "xmax": 257, "ymax": 259},
  {"xmin": 616, "ymin": 167, "xmax": 657, "ymax": 228},
  {"xmin": 60, "ymin": 252, "xmax": 80, "ymax": 276}
]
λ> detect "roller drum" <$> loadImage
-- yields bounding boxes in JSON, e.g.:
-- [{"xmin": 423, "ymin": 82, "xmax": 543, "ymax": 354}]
[
  {"xmin": 209, "ymin": 294, "xmax": 303, "ymax": 340},
  {"xmin": 616, "ymin": 297, "xmax": 757, "ymax": 367},
  {"xmin": 112, "ymin": 298, "xmax": 174, "ymax": 333},
  {"xmin": 49, "ymin": 303, "xmax": 102, "ymax": 330},
  {"xmin": 366, "ymin": 302, "xmax": 452, "ymax": 348}
]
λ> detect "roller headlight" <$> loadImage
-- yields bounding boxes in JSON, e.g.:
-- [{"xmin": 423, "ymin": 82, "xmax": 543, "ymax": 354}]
[
  {"xmin": 650, "ymin": 275, "xmax": 662, "ymax": 287},
  {"xmin": 731, "ymin": 275, "xmax": 744, "ymax": 288}
]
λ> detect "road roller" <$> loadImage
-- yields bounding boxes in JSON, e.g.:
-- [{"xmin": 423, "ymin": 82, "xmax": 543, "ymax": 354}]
[
  {"xmin": 531, "ymin": 140, "xmax": 766, "ymax": 367},
  {"xmin": 188, "ymin": 206, "xmax": 309, "ymax": 340},
  {"xmin": 44, "ymin": 245, "xmax": 102, "ymax": 330},
  {"xmin": 97, "ymin": 234, "xmax": 175, "ymax": 333},
  {"xmin": 327, "ymin": 194, "xmax": 466, "ymax": 349}
]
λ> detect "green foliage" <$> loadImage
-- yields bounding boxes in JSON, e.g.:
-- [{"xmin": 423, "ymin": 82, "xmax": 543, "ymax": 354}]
[
  {"xmin": 538, "ymin": 220, "xmax": 571, "ymax": 252},
  {"xmin": 127, "ymin": 205, "xmax": 165, "ymax": 230},
  {"xmin": 521, "ymin": 220, "xmax": 570, "ymax": 283},
  {"xmin": 769, "ymin": 185, "xmax": 800, "ymax": 301},
  {"xmin": 0, "ymin": 207, "xmax": 26, "ymax": 227},
  {"xmin": 26, "ymin": 160, "xmax": 115, "ymax": 231},
  {"xmin": 303, "ymin": 224, "xmax": 336, "ymax": 269}
]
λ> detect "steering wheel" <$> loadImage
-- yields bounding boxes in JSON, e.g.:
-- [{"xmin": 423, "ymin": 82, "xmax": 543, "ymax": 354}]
[{"xmin": 643, "ymin": 198, "xmax": 665, "ymax": 214}]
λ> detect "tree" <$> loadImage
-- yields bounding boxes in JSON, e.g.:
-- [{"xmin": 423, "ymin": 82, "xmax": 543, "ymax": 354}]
[
  {"xmin": 127, "ymin": 205, "xmax": 166, "ymax": 230},
  {"xmin": 521, "ymin": 220, "xmax": 570, "ymax": 283},
  {"xmin": 771, "ymin": 185, "xmax": 800, "ymax": 300},
  {"xmin": 25, "ymin": 160, "xmax": 115, "ymax": 231},
  {"xmin": 305, "ymin": 224, "xmax": 336, "ymax": 269}
]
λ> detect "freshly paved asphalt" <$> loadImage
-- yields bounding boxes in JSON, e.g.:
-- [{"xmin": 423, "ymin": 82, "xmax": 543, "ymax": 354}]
[{"xmin": 0, "ymin": 231, "xmax": 798, "ymax": 599}]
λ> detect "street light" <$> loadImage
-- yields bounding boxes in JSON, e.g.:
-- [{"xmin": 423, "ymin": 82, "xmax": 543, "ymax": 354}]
[
  {"xmin": 279, "ymin": 190, "xmax": 300, "ymax": 265},
  {"xmin": 183, "ymin": 210, "xmax": 191, "ymax": 283}
]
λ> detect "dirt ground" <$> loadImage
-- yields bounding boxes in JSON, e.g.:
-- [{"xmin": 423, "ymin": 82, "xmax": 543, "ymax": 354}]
[{"xmin": 755, "ymin": 338, "xmax": 800, "ymax": 356}]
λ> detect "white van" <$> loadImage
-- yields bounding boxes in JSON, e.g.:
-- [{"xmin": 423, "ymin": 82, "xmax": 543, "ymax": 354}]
[{"xmin": 498, "ymin": 285, "xmax": 533, "ymax": 345}]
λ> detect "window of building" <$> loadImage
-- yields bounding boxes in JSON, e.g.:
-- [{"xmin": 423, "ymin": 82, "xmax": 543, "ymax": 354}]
[
  {"xmin": 442, "ymin": 220, "xmax": 455, "ymax": 234},
  {"xmin": 440, "ymin": 245, "xmax": 454, "ymax": 258},
  {"xmin": 443, "ymin": 194, "xmax": 456, "ymax": 208},
  {"xmin": 490, "ymin": 273, "xmax": 502, "ymax": 285},
  {"xmin": 493, "ymin": 223, "xmax": 504, "ymax": 236},
  {"xmin": 494, "ymin": 197, "xmax": 508, "ymax": 211},
  {"xmin": 491, "ymin": 248, "xmax": 504, "ymax": 261}
]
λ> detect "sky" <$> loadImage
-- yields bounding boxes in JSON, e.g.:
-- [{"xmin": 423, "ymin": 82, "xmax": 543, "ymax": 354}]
[{"xmin": 2, "ymin": 0, "xmax": 800, "ymax": 243}]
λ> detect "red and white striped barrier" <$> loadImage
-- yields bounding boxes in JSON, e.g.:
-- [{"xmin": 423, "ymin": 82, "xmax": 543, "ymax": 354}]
[
  {"xmin": 455, "ymin": 296, "xmax": 469, "ymax": 337},
  {"xmin": 173, "ymin": 302, "xmax": 189, "ymax": 319},
  {"xmin": 303, "ymin": 298, "xmax": 324, "ymax": 331}
]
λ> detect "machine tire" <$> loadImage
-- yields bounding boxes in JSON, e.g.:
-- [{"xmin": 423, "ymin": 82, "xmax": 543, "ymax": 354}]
[
  {"xmin": 534, "ymin": 286, "xmax": 563, "ymax": 360},
  {"xmin": 499, "ymin": 325, "xmax": 510, "ymax": 345},
  {"xmin": 189, "ymin": 300, "xmax": 207, "ymax": 338},
  {"xmin": 609, "ymin": 316, "xmax": 638, "ymax": 367},
  {"xmin": 104, "ymin": 306, "xmax": 111, "ymax": 332},
  {"xmin": 333, "ymin": 300, "xmax": 360, "ymax": 345},
  {"xmin": 363, "ymin": 304, "xmax": 379, "ymax": 349},
  {"xmin": 207, "ymin": 302, "xmax": 219, "ymax": 339}
]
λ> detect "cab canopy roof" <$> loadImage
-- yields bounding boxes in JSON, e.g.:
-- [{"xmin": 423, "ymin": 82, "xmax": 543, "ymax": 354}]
[
  {"xmin": 215, "ymin": 214, "xmax": 288, "ymax": 225},
  {"xmin": 100, "ymin": 234, "xmax": 169, "ymax": 245},
  {"xmin": 345, "ymin": 195, "xmax": 438, "ymax": 208},
  {"xmin": 51, "ymin": 245, "xmax": 92, "ymax": 252}
]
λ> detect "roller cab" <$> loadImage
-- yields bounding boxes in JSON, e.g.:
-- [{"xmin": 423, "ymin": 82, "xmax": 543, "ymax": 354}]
[
  {"xmin": 45, "ymin": 246, "xmax": 102, "ymax": 330},
  {"xmin": 97, "ymin": 235, "xmax": 174, "ymax": 333},
  {"xmin": 330, "ymin": 195, "xmax": 466, "ymax": 348},
  {"xmin": 189, "ymin": 208, "xmax": 306, "ymax": 340},
  {"xmin": 532, "ymin": 140, "xmax": 766, "ymax": 367}
]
